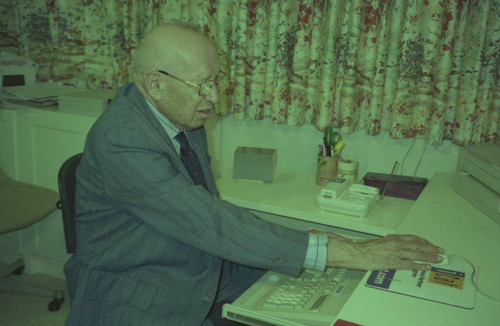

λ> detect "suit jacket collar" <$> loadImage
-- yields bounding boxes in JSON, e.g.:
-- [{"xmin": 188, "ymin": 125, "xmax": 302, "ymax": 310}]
[{"xmin": 120, "ymin": 83, "xmax": 175, "ymax": 151}]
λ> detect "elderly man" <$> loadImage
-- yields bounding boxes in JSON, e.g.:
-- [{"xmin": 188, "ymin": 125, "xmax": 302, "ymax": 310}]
[{"xmin": 64, "ymin": 24, "xmax": 444, "ymax": 326}]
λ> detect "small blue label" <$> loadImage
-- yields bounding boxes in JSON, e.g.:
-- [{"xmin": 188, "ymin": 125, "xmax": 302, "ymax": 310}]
[{"xmin": 366, "ymin": 270, "xmax": 396, "ymax": 289}]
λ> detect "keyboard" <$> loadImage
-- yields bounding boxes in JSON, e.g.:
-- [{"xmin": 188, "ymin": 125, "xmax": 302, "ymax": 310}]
[{"xmin": 222, "ymin": 268, "xmax": 365, "ymax": 326}]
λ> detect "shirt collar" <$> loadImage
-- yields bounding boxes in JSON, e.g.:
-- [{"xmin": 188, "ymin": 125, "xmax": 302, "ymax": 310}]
[{"xmin": 145, "ymin": 99, "xmax": 181, "ymax": 140}]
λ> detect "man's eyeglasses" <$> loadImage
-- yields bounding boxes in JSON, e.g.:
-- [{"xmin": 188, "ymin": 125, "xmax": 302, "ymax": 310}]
[{"xmin": 157, "ymin": 70, "xmax": 221, "ymax": 97}]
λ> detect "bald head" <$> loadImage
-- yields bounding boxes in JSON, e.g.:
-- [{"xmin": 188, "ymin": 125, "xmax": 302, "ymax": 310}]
[
  {"xmin": 133, "ymin": 24, "xmax": 218, "ymax": 85},
  {"xmin": 131, "ymin": 23, "xmax": 221, "ymax": 131}
]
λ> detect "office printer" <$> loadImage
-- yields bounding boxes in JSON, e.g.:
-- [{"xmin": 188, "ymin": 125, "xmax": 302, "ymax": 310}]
[{"xmin": 451, "ymin": 142, "xmax": 500, "ymax": 225}]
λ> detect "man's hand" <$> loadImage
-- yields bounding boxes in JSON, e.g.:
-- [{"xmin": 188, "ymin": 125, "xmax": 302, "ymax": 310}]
[{"xmin": 321, "ymin": 232, "xmax": 444, "ymax": 271}]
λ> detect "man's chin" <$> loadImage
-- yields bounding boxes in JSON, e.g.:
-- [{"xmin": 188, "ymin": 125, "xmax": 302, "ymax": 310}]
[{"xmin": 185, "ymin": 119, "xmax": 210, "ymax": 131}]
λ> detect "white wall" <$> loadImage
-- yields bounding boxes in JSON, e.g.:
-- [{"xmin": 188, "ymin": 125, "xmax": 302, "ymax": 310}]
[{"xmin": 207, "ymin": 115, "xmax": 460, "ymax": 182}]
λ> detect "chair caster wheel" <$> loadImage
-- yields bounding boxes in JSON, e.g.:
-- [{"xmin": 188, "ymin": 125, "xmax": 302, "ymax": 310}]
[
  {"xmin": 48, "ymin": 297, "xmax": 64, "ymax": 311},
  {"xmin": 13, "ymin": 265, "xmax": 25, "ymax": 275},
  {"xmin": 48, "ymin": 291, "xmax": 65, "ymax": 311}
]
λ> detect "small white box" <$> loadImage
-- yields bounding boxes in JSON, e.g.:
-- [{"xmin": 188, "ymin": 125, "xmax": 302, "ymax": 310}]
[
  {"xmin": 233, "ymin": 147, "xmax": 276, "ymax": 183},
  {"xmin": 59, "ymin": 89, "xmax": 116, "ymax": 116}
]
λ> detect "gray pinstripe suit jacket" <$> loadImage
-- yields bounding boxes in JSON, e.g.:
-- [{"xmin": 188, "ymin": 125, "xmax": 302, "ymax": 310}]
[{"xmin": 64, "ymin": 83, "xmax": 309, "ymax": 326}]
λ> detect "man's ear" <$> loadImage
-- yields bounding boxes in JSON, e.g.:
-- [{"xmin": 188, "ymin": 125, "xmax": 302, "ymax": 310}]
[{"xmin": 143, "ymin": 72, "xmax": 163, "ymax": 100}]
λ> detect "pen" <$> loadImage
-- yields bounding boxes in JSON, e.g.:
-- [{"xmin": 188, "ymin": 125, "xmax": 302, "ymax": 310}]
[
  {"xmin": 323, "ymin": 137, "xmax": 330, "ymax": 156},
  {"xmin": 381, "ymin": 161, "xmax": 399, "ymax": 200}
]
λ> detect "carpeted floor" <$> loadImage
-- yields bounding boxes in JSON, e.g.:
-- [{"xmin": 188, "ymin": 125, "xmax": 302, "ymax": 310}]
[{"xmin": 0, "ymin": 270, "xmax": 69, "ymax": 326}]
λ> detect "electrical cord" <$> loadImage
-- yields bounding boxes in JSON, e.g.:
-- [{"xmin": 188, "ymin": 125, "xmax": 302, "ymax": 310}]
[
  {"xmin": 400, "ymin": 138, "xmax": 416, "ymax": 175},
  {"xmin": 414, "ymin": 140, "xmax": 426, "ymax": 176},
  {"xmin": 450, "ymin": 254, "xmax": 500, "ymax": 302}
]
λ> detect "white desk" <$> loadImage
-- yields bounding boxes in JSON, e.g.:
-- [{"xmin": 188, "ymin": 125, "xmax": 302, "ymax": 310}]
[
  {"xmin": 217, "ymin": 169, "xmax": 414, "ymax": 237},
  {"xmin": 335, "ymin": 172, "xmax": 500, "ymax": 325}
]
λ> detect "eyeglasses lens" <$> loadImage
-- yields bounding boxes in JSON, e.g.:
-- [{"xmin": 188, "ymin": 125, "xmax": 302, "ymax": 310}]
[{"xmin": 199, "ymin": 80, "xmax": 217, "ymax": 97}]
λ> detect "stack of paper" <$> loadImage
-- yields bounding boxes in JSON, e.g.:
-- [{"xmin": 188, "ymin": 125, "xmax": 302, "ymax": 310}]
[{"xmin": 1, "ymin": 82, "xmax": 84, "ymax": 107}]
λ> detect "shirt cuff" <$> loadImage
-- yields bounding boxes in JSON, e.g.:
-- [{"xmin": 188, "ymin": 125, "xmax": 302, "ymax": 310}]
[{"xmin": 303, "ymin": 233, "xmax": 328, "ymax": 271}]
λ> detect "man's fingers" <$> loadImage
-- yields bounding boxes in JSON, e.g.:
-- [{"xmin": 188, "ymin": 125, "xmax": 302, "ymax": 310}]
[{"xmin": 408, "ymin": 261, "xmax": 432, "ymax": 271}]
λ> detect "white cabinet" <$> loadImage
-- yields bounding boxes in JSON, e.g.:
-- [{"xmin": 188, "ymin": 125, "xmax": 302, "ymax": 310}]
[
  {"xmin": 17, "ymin": 108, "xmax": 95, "ymax": 188},
  {"xmin": 0, "ymin": 105, "xmax": 97, "ymax": 278},
  {"xmin": 0, "ymin": 108, "xmax": 20, "ymax": 177}
]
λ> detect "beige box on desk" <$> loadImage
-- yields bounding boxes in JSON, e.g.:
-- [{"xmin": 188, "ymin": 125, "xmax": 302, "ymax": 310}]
[
  {"xmin": 58, "ymin": 89, "xmax": 116, "ymax": 116},
  {"xmin": 233, "ymin": 147, "xmax": 276, "ymax": 183},
  {"xmin": 452, "ymin": 141, "xmax": 500, "ymax": 225}
]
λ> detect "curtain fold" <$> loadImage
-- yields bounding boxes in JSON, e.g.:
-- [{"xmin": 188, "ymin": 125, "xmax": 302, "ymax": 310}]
[{"xmin": 1, "ymin": 0, "xmax": 498, "ymax": 146}]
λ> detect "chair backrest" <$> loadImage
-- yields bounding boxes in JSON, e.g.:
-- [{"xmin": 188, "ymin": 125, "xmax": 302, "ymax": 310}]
[{"xmin": 57, "ymin": 153, "xmax": 82, "ymax": 254}]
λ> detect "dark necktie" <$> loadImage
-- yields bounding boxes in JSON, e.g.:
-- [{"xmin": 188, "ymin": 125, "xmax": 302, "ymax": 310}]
[{"xmin": 174, "ymin": 131, "xmax": 208, "ymax": 189}]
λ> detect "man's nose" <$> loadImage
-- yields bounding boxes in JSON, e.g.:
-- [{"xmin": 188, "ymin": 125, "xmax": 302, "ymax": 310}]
[{"xmin": 205, "ymin": 86, "xmax": 220, "ymax": 104}]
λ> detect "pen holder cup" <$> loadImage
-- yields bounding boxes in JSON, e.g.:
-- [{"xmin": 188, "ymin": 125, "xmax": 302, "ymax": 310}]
[{"xmin": 316, "ymin": 155, "xmax": 339, "ymax": 186}]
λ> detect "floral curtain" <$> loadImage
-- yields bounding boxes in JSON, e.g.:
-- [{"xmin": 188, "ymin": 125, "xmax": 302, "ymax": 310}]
[{"xmin": 0, "ymin": 0, "xmax": 498, "ymax": 146}]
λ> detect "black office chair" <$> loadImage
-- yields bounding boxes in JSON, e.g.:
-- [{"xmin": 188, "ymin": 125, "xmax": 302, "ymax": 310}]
[{"xmin": 56, "ymin": 153, "xmax": 82, "ymax": 255}]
